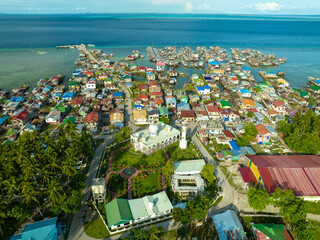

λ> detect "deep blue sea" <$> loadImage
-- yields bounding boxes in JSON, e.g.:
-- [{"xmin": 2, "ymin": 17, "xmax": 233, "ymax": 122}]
[{"xmin": 0, "ymin": 14, "xmax": 320, "ymax": 89}]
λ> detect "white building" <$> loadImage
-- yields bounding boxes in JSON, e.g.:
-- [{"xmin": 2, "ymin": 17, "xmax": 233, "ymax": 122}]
[
  {"xmin": 130, "ymin": 123, "xmax": 180, "ymax": 155},
  {"xmin": 85, "ymin": 80, "xmax": 96, "ymax": 90},
  {"xmin": 105, "ymin": 191, "xmax": 173, "ymax": 231},
  {"xmin": 92, "ymin": 178, "xmax": 106, "ymax": 203},
  {"xmin": 172, "ymin": 159, "xmax": 206, "ymax": 199}
]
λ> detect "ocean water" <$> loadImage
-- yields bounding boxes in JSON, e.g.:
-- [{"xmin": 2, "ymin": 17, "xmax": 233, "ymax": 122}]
[{"xmin": 0, "ymin": 14, "xmax": 320, "ymax": 89}]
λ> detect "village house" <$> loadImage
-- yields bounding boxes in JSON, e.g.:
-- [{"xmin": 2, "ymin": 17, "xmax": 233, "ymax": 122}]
[
  {"xmin": 85, "ymin": 111, "xmax": 99, "ymax": 132},
  {"xmin": 147, "ymin": 109, "xmax": 159, "ymax": 124},
  {"xmin": 165, "ymin": 96, "xmax": 177, "ymax": 108},
  {"xmin": 196, "ymin": 85, "xmax": 211, "ymax": 95},
  {"xmin": 11, "ymin": 110, "xmax": 30, "ymax": 128},
  {"xmin": 110, "ymin": 109, "xmax": 124, "ymax": 126},
  {"xmin": 180, "ymin": 110, "xmax": 196, "ymax": 123},
  {"xmin": 137, "ymin": 84, "xmax": 149, "ymax": 93},
  {"xmin": 255, "ymin": 124, "xmax": 271, "ymax": 144},
  {"xmin": 149, "ymin": 91, "xmax": 163, "ymax": 100},
  {"xmin": 271, "ymin": 100, "xmax": 286, "ymax": 115},
  {"xmin": 45, "ymin": 109, "xmax": 62, "ymax": 124},
  {"xmin": 146, "ymin": 72, "xmax": 156, "ymax": 81},
  {"xmin": 240, "ymin": 99, "xmax": 255, "ymax": 109},
  {"xmin": 205, "ymin": 105, "xmax": 220, "ymax": 119},
  {"xmin": 148, "ymin": 80, "xmax": 161, "ymax": 92},
  {"xmin": 133, "ymin": 109, "xmax": 148, "ymax": 125}
]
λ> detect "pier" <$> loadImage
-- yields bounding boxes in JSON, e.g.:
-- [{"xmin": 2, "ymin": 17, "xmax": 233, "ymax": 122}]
[{"xmin": 147, "ymin": 46, "xmax": 161, "ymax": 59}]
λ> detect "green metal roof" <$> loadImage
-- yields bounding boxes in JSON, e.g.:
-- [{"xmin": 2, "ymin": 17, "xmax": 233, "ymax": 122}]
[
  {"xmin": 300, "ymin": 91, "xmax": 309, "ymax": 97},
  {"xmin": 219, "ymin": 100, "xmax": 231, "ymax": 108},
  {"xmin": 311, "ymin": 85, "xmax": 320, "ymax": 91},
  {"xmin": 158, "ymin": 107, "xmax": 169, "ymax": 116},
  {"xmin": 252, "ymin": 224, "xmax": 286, "ymax": 240},
  {"xmin": 105, "ymin": 198, "xmax": 133, "ymax": 227},
  {"xmin": 68, "ymin": 81, "xmax": 78, "ymax": 86},
  {"xmin": 62, "ymin": 117, "xmax": 76, "ymax": 126}
]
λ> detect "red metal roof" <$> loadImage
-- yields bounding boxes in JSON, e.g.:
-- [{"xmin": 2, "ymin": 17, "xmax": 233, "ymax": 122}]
[
  {"xmin": 248, "ymin": 155, "xmax": 320, "ymax": 168},
  {"xmin": 85, "ymin": 112, "xmax": 99, "ymax": 123},
  {"xmin": 248, "ymin": 155, "xmax": 320, "ymax": 196},
  {"xmin": 180, "ymin": 110, "xmax": 195, "ymax": 118},
  {"xmin": 272, "ymin": 100, "xmax": 285, "ymax": 107},
  {"xmin": 206, "ymin": 105, "xmax": 219, "ymax": 113},
  {"xmin": 238, "ymin": 167, "xmax": 257, "ymax": 183}
]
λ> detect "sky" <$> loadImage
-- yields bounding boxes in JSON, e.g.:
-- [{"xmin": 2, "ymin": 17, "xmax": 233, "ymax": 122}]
[{"xmin": 1, "ymin": 0, "xmax": 320, "ymax": 15}]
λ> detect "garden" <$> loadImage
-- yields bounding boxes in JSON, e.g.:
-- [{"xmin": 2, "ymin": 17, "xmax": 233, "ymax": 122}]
[
  {"xmin": 103, "ymin": 146, "xmax": 170, "ymax": 201},
  {"xmin": 131, "ymin": 171, "xmax": 163, "ymax": 198},
  {"xmin": 165, "ymin": 142, "xmax": 200, "ymax": 161}
]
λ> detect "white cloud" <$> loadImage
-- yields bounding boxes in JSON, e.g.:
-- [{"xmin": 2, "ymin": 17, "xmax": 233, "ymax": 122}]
[
  {"xmin": 248, "ymin": 2, "xmax": 284, "ymax": 11},
  {"xmin": 150, "ymin": 0, "xmax": 183, "ymax": 5},
  {"xmin": 185, "ymin": 1, "xmax": 193, "ymax": 12},
  {"xmin": 196, "ymin": 2, "xmax": 211, "ymax": 11}
]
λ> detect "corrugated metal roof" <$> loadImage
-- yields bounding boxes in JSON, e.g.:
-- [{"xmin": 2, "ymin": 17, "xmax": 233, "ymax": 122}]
[{"xmin": 248, "ymin": 155, "xmax": 320, "ymax": 168}]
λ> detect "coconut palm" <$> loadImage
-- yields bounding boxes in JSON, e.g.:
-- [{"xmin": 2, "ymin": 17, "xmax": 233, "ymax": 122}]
[
  {"xmin": 21, "ymin": 158, "xmax": 40, "ymax": 186},
  {"xmin": 46, "ymin": 180, "xmax": 65, "ymax": 204},
  {"xmin": 3, "ymin": 176, "xmax": 19, "ymax": 196},
  {"xmin": 45, "ymin": 156, "xmax": 61, "ymax": 174}
]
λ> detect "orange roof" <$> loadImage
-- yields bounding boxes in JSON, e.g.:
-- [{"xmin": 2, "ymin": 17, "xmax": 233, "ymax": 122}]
[
  {"xmin": 85, "ymin": 112, "xmax": 99, "ymax": 123},
  {"xmin": 267, "ymin": 109, "xmax": 278, "ymax": 116},
  {"xmin": 273, "ymin": 100, "xmax": 285, "ymax": 107},
  {"xmin": 241, "ymin": 99, "xmax": 255, "ymax": 106},
  {"xmin": 155, "ymin": 98, "xmax": 164, "ymax": 104},
  {"xmin": 255, "ymin": 124, "xmax": 269, "ymax": 135}
]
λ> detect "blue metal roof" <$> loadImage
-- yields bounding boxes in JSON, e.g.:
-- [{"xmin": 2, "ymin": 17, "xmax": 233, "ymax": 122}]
[
  {"xmin": 113, "ymin": 92, "xmax": 123, "ymax": 97},
  {"xmin": 0, "ymin": 116, "xmax": 8, "ymax": 125},
  {"xmin": 61, "ymin": 92, "xmax": 74, "ymax": 99},
  {"xmin": 9, "ymin": 97, "xmax": 23, "ymax": 102},
  {"xmin": 229, "ymin": 141, "xmax": 240, "ymax": 151},
  {"xmin": 173, "ymin": 202, "xmax": 186, "ymax": 210},
  {"xmin": 10, "ymin": 217, "xmax": 58, "ymax": 240},
  {"xmin": 240, "ymin": 89, "xmax": 251, "ymax": 94}
]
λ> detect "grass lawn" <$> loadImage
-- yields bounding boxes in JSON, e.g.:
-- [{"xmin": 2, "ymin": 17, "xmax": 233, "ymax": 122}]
[
  {"xmin": 305, "ymin": 201, "xmax": 320, "ymax": 215},
  {"xmin": 241, "ymin": 216, "xmax": 284, "ymax": 239},
  {"xmin": 84, "ymin": 216, "xmax": 110, "ymax": 239},
  {"xmin": 113, "ymin": 148, "xmax": 166, "ymax": 169},
  {"xmin": 309, "ymin": 220, "xmax": 320, "ymax": 239},
  {"xmin": 166, "ymin": 142, "xmax": 200, "ymax": 161},
  {"xmin": 132, "ymin": 172, "xmax": 162, "ymax": 198}
]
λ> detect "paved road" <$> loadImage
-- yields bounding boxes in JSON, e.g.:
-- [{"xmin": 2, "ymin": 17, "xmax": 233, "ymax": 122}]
[{"xmin": 68, "ymin": 135, "xmax": 114, "ymax": 240}]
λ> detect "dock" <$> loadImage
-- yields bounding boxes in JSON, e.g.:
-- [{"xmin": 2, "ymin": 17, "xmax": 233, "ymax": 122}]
[{"xmin": 147, "ymin": 47, "xmax": 161, "ymax": 60}]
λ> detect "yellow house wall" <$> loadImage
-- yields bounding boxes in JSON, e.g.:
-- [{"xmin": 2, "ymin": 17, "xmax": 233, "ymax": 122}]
[{"xmin": 248, "ymin": 160, "xmax": 261, "ymax": 182}]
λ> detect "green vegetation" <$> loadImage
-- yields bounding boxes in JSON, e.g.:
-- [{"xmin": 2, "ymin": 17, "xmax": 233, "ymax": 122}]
[
  {"xmin": 160, "ymin": 116, "xmax": 170, "ymax": 124},
  {"xmin": 236, "ymin": 122, "xmax": 257, "ymax": 147},
  {"xmin": 305, "ymin": 201, "xmax": 320, "ymax": 215},
  {"xmin": 114, "ymin": 126, "xmax": 131, "ymax": 143},
  {"xmin": 247, "ymin": 187, "xmax": 316, "ymax": 239},
  {"xmin": 247, "ymin": 187, "xmax": 270, "ymax": 212},
  {"xmin": 0, "ymin": 125, "xmax": 94, "ymax": 238},
  {"xmin": 84, "ymin": 216, "xmax": 110, "ymax": 239},
  {"xmin": 128, "ymin": 225, "xmax": 164, "ymax": 240},
  {"xmin": 171, "ymin": 196, "xmax": 211, "ymax": 224},
  {"xmin": 278, "ymin": 110, "xmax": 320, "ymax": 154},
  {"xmin": 132, "ymin": 172, "xmax": 162, "ymax": 198},
  {"xmin": 166, "ymin": 142, "xmax": 200, "ymax": 161},
  {"xmin": 200, "ymin": 164, "xmax": 216, "ymax": 184},
  {"xmin": 113, "ymin": 149, "xmax": 166, "ymax": 169},
  {"xmin": 247, "ymin": 111, "xmax": 254, "ymax": 118}
]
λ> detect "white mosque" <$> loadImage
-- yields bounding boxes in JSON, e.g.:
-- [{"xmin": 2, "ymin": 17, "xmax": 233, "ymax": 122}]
[{"xmin": 130, "ymin": 123, "xmax": 182, "ymax": 155}]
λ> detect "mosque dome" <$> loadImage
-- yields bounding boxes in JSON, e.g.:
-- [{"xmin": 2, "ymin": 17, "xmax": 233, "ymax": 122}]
[{"xmin": 149, "ymin": 124, "xmax": 158, "ymax": 137}]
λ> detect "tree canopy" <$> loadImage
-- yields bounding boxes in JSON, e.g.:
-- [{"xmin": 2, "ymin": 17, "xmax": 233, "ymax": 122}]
[
  {"xmin": 236, "ymin": 122, "xmax": 257, "ymax": 147},
  {"xmin": 247, "ymin": 187, "xmax": 270, "ymax": 212},
  {"xmin": 277, "ymin": 110, "xmax": 320, "ymax": 154},
  {"xmin": 0, "ymin": 125, "xmax": 94, "ymax": 238},
  {"xmin": 200, "ymin": 164, "xmax": 216, "ymax": 184}
]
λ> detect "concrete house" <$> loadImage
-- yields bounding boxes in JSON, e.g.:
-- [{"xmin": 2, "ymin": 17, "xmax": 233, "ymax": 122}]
[{"xmin": 255, "ymin": 124, "xmax": 271, "ymax": 144}]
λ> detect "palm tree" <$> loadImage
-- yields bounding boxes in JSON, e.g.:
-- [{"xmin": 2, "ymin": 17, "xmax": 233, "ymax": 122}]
[
  {"xmin": 3, "ymin": 176, "xmax": 19, "ymax": 196},
  {"xmin": 40, "ymin": 169, "xmax": 53, "ymax": 186},
  {"xmin": 149, "ymin": 225, "xmax": 163, "ymax": 240},
  {"xmin": 0, "ymin": 196, "xmax": 7, "ymax": 238},
  {"xmin": 21, "ymin": 158, "xmax": 40, "ymax": 186},
  {"xmin": 46, "ymin": 180, "xmax": 65, "ymax": 204},
  {"xmin": 45, "ymin": 156, "xmax": 61, "ymax": 174},
  {"xmin": 22, "ymin": 188, "xmax": 39, "ymax": 206}
]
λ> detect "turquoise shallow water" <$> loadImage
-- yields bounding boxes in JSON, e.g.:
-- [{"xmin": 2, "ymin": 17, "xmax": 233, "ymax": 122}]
[
  {"xmin": 0, "ymin": 46, "xmax": 320, "ymax": 90},
  {"xmin": 1, "ymin": 14, "xmax": 320, "ymax": 90},
  {"xmin": 0, "ymin": 48, "xmax": 78, "ymax": 89}
]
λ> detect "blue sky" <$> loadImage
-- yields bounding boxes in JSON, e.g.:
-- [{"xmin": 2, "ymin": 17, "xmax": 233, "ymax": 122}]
[{"xmin": 1, "ymin": 0, "xmax": 320, "ymax": 15}]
